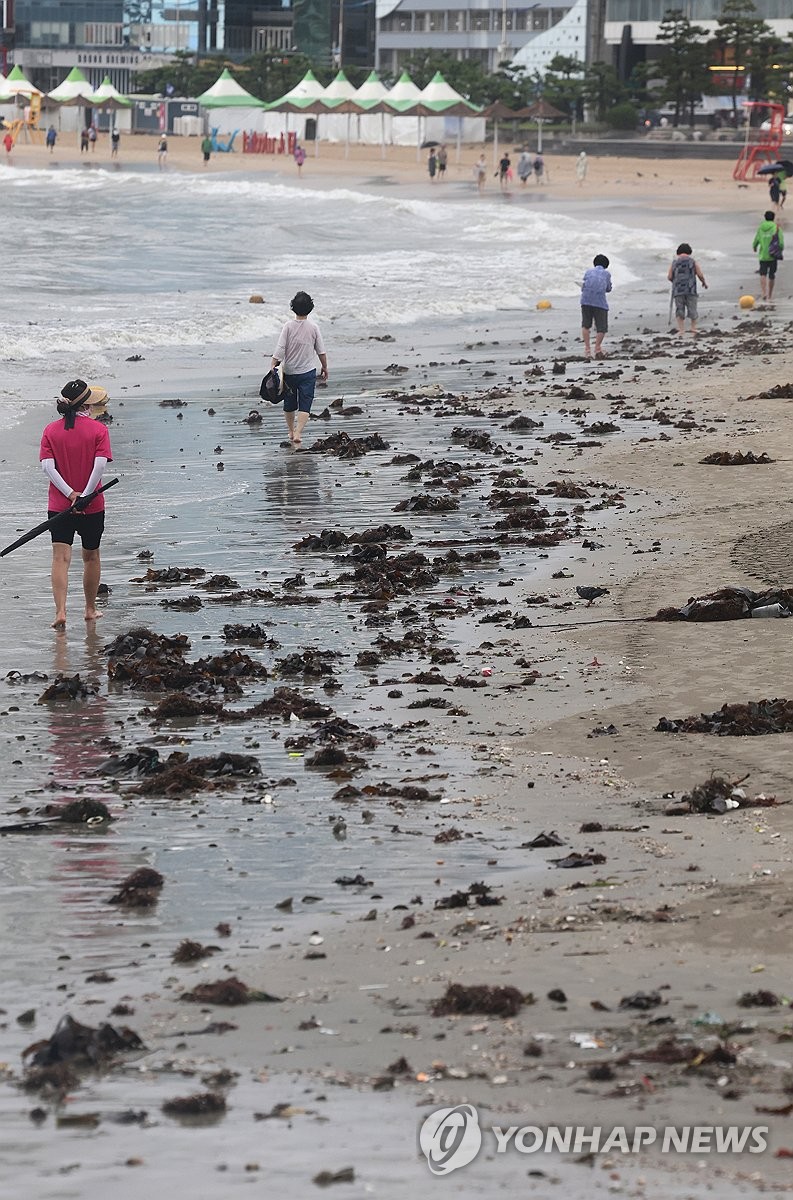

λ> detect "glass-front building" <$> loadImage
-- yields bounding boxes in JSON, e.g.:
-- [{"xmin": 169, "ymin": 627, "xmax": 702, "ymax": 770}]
[{"xmin": 10, "ymin": 2, "xmax": 162, "ymax": 91}]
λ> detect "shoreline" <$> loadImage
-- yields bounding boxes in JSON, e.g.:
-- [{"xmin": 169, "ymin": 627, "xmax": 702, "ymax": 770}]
[{"xmin": 1, "ymin": 159, "xmax": 793, "ymax": 1196}]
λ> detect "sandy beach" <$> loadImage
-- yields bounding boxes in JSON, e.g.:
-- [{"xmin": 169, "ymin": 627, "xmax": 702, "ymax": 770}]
[{"xmin": 1, "ymin": 136, "xmax": 793, "ymax": 1198}]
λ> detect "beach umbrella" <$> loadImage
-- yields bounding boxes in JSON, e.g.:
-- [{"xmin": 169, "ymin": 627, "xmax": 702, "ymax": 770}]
[
  {"xmin": 524, "ymin": 97, "xmax": 565, "ymax": 153},
  {"xmin": 482, "ymin": 100, "xmax": 532, "ymax": 169},
  {"xmin": 352, "ymin": 70, "xmax": 390, "ymax": 157},
  {"xmin": 268, "ymin": 71, "xmax": 346, "ymax": 158},
  {"xmin": 410, "ymin": 73, "xmax": 481, "ymax": 163},
  {"xmin": 0, "ymin": 73, "xmax": 13, "ymax": 103},
  {"xmin": 322, "ymin": 70, "xmax": 359, "ymax": 158},
  {"xmin": 0, "ymin": 480, "xmax": 119, "ymax": 558},
  {"xmin": 3, "ymin": 64, "xmax": 42, "ymax": 97},
  {"xmin": 47, "ymin": 67, "xmax": 95, "ymax": 105},
  {"xmin": 90, "ymin": 75, "xmax": 132, "ymax": 111},
  {"xmin": 196, "ymin": 68, "xmax": 268, "ymax": 109}
]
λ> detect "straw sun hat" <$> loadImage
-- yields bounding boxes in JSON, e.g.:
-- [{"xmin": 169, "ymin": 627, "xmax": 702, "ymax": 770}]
[{"xmin": 60, "ymin": 379, "xmax": 109, "ymax": 414}]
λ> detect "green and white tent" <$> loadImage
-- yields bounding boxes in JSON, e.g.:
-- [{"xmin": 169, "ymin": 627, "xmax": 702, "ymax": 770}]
[
  {"xmin": 91, "ymin": 75, "xmax": 132, "ymax": 110},
  {"xmin": 4, "ymin": 64, "xmax": 42, "ymax": 96},
  {"xmin": 196, "ymin": 69, "xmax": 268, "ymax": 110},
  {"xmin": 48, "ymin": 67, "xmax": 95, "ymax": 105}
]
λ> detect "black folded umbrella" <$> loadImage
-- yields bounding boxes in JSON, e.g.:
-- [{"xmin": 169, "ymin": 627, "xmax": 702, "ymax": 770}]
[{"xmin": 0, "ymin": 478, "xmax": 119, "ymax": 558}]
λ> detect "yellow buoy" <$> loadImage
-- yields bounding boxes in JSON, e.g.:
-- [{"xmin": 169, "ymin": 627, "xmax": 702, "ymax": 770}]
[
  {"xmin": 249, "ymin": 294, "xmax": 264, "ymax": 304},
  {"xmin": 536, "ymin": 299, "xmax": 553, "ymax": 310},
  {"xmin": 739, "ymin": 294, "xmax": 755, "ymax": 310}
]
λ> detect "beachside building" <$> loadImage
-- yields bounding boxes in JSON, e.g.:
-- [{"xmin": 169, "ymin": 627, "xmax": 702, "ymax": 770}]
[
  {"xmin": 375, "ymin": 0, "xmax": 577, "ymax": 75},
  {"xmin": 223, "ymin": 0, "xmax": 375, "ymax": 67},
  {"xmin": 605, "ymin": 0, "xmax": 793, "ymax": 78},
  {"xmin": 7, "ymin": 1, "xmax": 177, "ymax": 89}
]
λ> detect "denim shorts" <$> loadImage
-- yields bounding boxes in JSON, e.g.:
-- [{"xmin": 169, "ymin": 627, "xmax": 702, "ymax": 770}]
[{"xmin": 283, "ymin": 369, "xmax": 317, "ymax": 413}]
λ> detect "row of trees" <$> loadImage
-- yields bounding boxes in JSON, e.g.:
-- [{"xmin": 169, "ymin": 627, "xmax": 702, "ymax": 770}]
[{"xmin": 133, "ymin": 0, "xmax": 790, "ymax": 130}]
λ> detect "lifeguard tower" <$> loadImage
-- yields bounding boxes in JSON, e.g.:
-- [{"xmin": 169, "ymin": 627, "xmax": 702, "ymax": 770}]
[
  {"xmin": 5, "ymin": 92, "xmax": 44, "ymax": 145},
  {"xmin": 733, "ymin": 100, "xmax": 785, "ymax": 180}
]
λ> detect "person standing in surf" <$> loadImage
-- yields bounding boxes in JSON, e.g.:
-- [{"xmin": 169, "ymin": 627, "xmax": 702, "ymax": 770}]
[
  {"xmin": 39, "ymin": 380, "xmax": 113, "ymax": 630},
  {"xmin": 271, "ymin": 292, "xmax": 328, "ymax": 448}
]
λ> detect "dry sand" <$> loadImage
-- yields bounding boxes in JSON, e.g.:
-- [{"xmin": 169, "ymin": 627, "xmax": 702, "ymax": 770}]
[
  {"xmin": 6, "ymin": 128, "xmax": 773, "ymax": 213},
  {"xmin": 3, "ymin": 138, "xmax": 793, "ymax": 1198}
]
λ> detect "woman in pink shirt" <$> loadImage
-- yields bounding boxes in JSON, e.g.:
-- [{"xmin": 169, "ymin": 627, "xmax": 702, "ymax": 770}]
[{"xmin": 39, "ymin": 379, "xmax": 113, "ymax": 630}]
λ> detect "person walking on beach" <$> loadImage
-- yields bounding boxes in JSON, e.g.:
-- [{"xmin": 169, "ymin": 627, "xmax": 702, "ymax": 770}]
[
  {"xmin": 576, "ymin": 150, "xmax": 587, "ymax": 186},
  {"xmin": 201, "ymin": 133, "xmax": 212, "ymax": 164},
  {"xmin": 427, "ymin": 148, "xmax": 437, "ymax": 181},
  {"xmin": 518, "ymin": 150, "xmax": 532, "ymax": 184},
  {"xmin": 3, "ymin": 130, "xmax": 12, "ymax": 159},
  {"xmin": 88, "ymin": 124, "xmax": 97, "ymax": 151},
  {"xmin": 437, "ymin": 144, "xmax": 447, "ymax": 179},
  {"xmin": 80, "ymin": 128, "xmax": 90, "ymax": 153},
  {"xmin": 294, "ymin": 142, "xmax": 306, "ymax": 175},
  {"xmin": 157, "ymin": 134, "xmax": 168, "ymax": 169},
  {"xmin": 668, "ymin": 242, "xmax": 707, "ymax": 336},
  {"xmin": 533, "ymin": 153, "xmax": 545, "ymax": 184},
  {"xmin": 271, "ymin": 291, "xmax": 328, "ymax": 448},
  {"xmin": 753, "ymin": 209, "xmax": 784, "ymax": 303},
  {"xmin": 46, "ymin": 125, "xmax": 57, "ymax": 153},
  {"xmin": 111, "ymin": 129, "xmax": 120, "ymax": 158},
  {"xmin": 497, "ymin": 152, "xmax": 511, "ymax": 190},
  {"xmin": 474, "ymin": 153, "xmax": 487, "ymax": 192},
  {"xmin": 39, "ymin": 380, "xmax": 113, "ymax": 630},
  {"xmin": 580, "ymin": 253, "xmax": 612, "ymax": 360}
]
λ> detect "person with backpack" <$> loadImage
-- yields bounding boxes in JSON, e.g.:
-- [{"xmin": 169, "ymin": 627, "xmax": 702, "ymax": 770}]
[
  {"xmin": 753, "ymin": 210, "xmax": 784, "ymax": 303},
  {"xmin": 667, "ymin": 242, "xmax": 708, "ymax": 336}
]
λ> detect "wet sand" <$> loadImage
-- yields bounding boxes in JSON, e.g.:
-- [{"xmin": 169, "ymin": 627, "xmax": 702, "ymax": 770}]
[{"xmin": 1, "ymin": 152, "xmax": 793, "ymax": 1197}]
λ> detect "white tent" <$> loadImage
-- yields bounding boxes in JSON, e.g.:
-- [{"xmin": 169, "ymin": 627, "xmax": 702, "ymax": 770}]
[
  {"xmin": 385, "ymin": 71, "xmax": 422, "ymax": 146},
  {"xmin": 197, "ymin": 67, "xmax": 270, "ymax": 136},
  {"xmin": 417, "ymin": 73, "xmax": 486, "ymax": 146},
  {"xmin": 352, "ymin": 70, "xmax": 391, "ymax": 147},
  {"xmin": 0, "ymin": 73, "xmax": 16, "ymax": 120},
  {"xmin": 48, "ymin": 67, "xmax": 95, "ymax": 104},
  {"xmin": 318, "ymin": 69, "xmax": 358, "ymax": 143}
]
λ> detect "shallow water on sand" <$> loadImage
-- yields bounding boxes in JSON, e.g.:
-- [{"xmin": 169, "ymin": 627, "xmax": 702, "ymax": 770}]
[
  {"xmin": 0, "ymin": 165, "xmax": 672, "ymax": 394},
  {"xmin": 0, "ymin": 165, "xmax": 669, "ymax": 1195}
]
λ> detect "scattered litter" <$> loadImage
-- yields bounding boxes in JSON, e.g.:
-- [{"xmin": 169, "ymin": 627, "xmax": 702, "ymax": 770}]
[{"xmin": 652, "ymin": 586, "xmax": 793, "ymax": 622}]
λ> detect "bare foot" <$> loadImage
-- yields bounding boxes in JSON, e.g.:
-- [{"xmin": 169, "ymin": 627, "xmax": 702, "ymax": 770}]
[
  {"xmin": 52, "ymin": 616, "xmax": 66, "ymax": 631},
  {"xmin": 84, "ymin": 610, "xmax": 103, "ymax": 622},
  {"xmin": 293, "ymin": 436, "xmax": 302, "ymax": 447}
]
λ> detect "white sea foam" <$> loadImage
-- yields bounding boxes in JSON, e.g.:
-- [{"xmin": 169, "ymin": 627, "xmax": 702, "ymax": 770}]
[{"xmin": 0, "ymin": 166, "xmax": 678, "ymax": 369}]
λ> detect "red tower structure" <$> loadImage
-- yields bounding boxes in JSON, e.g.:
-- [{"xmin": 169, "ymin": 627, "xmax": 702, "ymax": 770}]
[{"xmin": 733, "ymin": 101, "xmax": 786, "ymax": 181}]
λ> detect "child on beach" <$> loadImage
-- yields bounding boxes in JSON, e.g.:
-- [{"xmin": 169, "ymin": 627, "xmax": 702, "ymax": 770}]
[
  {"xmin": 271, "ymin": 292, "xmax": 328, "ymax": 448},
  {"xmin": 580, "ymin": 253, "xmax": 612, "ymax": 360},
  {"xmin": 473, "ymin": 153, "xmax": 487, "ymax": 192},
  {"xmin": 668, "ymin": 242, "xmax": 707, "ymax": 336}
]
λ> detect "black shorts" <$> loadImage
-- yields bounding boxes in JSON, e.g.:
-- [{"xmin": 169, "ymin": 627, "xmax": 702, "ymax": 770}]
[
  {"xmin": 759, "ymin": 259, "xmax": 778, "ymax": 278},
  {"xmin": 581, "ymin": 304, "xmax": 608, "ymax": 333},
  {"xmin": 49, "ymin": 510, "xmax": 105, "ymax": 550}
]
